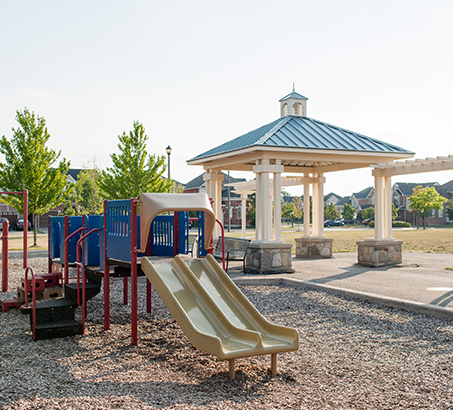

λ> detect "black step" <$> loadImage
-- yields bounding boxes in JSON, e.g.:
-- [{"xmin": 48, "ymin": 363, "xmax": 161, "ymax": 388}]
[
  {"xmin": 23, "ymin": 297, "xmax": 78, "ymax": 326},
  {"xmin": 35, "ymin": 320, "xmax": 83, "ymax": 340},
  {"xmin": 64, "ymin": 282, "xmax": 101, "ymax": 303}
]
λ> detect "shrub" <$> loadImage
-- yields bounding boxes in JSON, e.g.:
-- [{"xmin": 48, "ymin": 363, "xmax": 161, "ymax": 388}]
[{"xmin": 368, "ymin": 221, "xmax": 411, "ymax": 228}]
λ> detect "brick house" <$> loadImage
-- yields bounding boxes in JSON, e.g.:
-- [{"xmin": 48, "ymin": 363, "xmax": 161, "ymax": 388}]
[{"xmin": 183, "ymin": 172, "xmax": 251, "ymax": 228}]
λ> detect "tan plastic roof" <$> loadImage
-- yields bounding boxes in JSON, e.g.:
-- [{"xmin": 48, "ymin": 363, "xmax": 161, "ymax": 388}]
[{"xmin": 140, "ymin": 193, "xmax": 215, "ymax": 252}]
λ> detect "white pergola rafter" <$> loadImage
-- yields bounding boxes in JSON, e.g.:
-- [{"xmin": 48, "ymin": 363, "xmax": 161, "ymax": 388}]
[
  {"xmin": 373, "ymin": 155, "xmax": 453, "ymax": 177},
  {"xmin": 371, "ymin": 155, "xmax": 453, "ymax": 242}
]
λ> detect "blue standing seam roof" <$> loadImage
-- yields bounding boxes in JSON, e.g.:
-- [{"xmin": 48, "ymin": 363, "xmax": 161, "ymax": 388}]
[{"xmin": 188, "ymin": 116, "xmax": 414, "ymax": 162}]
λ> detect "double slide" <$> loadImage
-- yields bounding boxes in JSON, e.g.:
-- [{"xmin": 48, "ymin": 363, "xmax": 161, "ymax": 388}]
[{"xmin": 141, "ymin": 254, "xmax": 298, "ymax": 363}]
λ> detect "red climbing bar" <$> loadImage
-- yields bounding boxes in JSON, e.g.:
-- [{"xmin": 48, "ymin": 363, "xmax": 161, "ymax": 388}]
[
  {"xmin": 64, "ymin": 226, "xmax": 87, "ymax": 284},
  {"xmin": 2, "ymin": 220, "xmax": 9, "ymax": 291},
  {"xmin": 24, "ymin": 266, "xmax": 37, "ymax": 341},
  {"xmin": 131, "ymin": 197, "xmax": 138, "ymax": 346}
]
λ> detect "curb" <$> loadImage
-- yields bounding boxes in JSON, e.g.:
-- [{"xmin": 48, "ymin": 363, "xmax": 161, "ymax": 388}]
[{"xmin": 233, "ymin": 276, "xmax": 453, "ymax": 321}]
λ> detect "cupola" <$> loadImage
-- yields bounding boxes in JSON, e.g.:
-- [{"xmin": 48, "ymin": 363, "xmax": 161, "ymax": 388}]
[{"xmin": 279, "ymin": 85, "xmax": 308, "ymax": 118}]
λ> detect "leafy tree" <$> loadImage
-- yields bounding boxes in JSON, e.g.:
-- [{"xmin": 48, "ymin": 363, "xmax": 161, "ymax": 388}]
[
  {"xmin": 324, "ymin": 203, "xmax": 339, "ymax": 220},
  {"xmin": 0, "ymin": 108, "xmax": 72, "ymax": 246},
  {"xmin": 409, "ymin": 186, "xmax": 447, "ymax": 229},
  {"xmin": 281, "ymin": 200, "xmax": 295, "ymax": 221},
  {"xmin": 292, "ymin": 197, "xmax": 303, "ymax": 224},
  {"xmin": 246, "ymin": 193, "xmax": 256, "ymax": 227},
  {"xmin": 342, "ymin": 203, "xmax": 355, "ymax": 221},
  {"xmin": 361, "ymin": 206, "xmax": 374, "ymax": 221},
  {"xmin": 447, "ymin": 198, "xmax": 453, "ymax": 221},
  {"xmin": 392, "ymin": 203, "xmax": 398, "ymax": 221},
  {"xmin": 74, "ymin": 159, "xmax": 103, "ymax": 215},
  {"xmin": 97, "ymin": 121, "xmax": 172, "ymax": 200}
]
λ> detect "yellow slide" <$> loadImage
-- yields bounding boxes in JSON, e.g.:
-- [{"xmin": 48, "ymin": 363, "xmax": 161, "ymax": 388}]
[{"xmin": 141, "ymin": 255, "xmax": 298, "ymax": 378}]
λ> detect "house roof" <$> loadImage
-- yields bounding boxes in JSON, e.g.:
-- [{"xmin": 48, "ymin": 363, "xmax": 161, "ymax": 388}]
[
  {"xmin": 436, "ymin": 180, "xmax": 453, "ymax": 199},
  {"xmin": 393, "ymin": 182, "xmax": 439, "ymax": 196},
  {"xmin": 352, "ymin": 186, "xmax": 374, "ymax": 199},
  {"xmin": 337, "ymin": 196, "xmax": 350, "ymax": 206},
  {"xmin": 279, "ymin": 91, "xmax": 309, "ymax": 101},
  {"xmin": 189, "ymin": 116, "xmax": 414, "ymax": 163},
  {"xmin": 325, "ymin": 192, "xmax": 342, "ymax": 201},
  {"xmin": 184, "ymin": 172, "xmax": 246, "ymax": 191}
]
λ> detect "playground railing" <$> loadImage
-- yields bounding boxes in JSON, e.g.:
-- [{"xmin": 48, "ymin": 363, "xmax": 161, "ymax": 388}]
[
  {"xmin": 2, "ymin": 220, "xmax": 9, "ymax": 291},
  {"xmin": 76, "ymin": 228, "xmax": 100, "ymax": 306},
  {"xmin": 24, "ymin": 266, "xmax": 37, "ymax": 341},
  {"xmin": 64, "ymin": 227, "xmax": 87, "ymax": 284}
]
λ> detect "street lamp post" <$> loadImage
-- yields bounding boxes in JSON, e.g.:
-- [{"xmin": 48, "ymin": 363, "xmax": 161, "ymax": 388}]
[{"xmin": 165, "ymin": 145, "xmax": 172, "ymax": 181}]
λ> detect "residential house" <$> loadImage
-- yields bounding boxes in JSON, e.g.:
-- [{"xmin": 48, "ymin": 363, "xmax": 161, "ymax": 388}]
[{"xmin": 183, "ymin": 172, "xmax": 250, "ymax": 228}]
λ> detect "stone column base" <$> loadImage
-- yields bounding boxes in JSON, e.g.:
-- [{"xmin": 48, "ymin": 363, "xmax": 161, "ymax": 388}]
[
  {"xmin": 357, "ymin": 239, "xmax": 403, "ymax": 267},
  {"xmin": 294, "ymin": 237, "xmax": 333, "ymax": 258},
  {"xmin": 245, "ymin": 242, "xmax": 293, "ymax": 274}
]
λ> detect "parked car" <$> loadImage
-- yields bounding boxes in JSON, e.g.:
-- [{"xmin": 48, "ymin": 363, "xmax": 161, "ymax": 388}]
[
  {"xmin": 11, "ymin": 219, "xmax": 32, "ymax": 231},
  {"xmin": 324, "ymin": 219, "xmax": 345, "ymax": 227},
  {"xmin": 362, "ymin": 218, "xmax": 373, "ymax": 225},
  {"xmin": 0, "ymin": 217, "xmax": 10, "ymax": 231}
]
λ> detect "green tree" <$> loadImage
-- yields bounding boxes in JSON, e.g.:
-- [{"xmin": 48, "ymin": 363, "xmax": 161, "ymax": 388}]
[
  {"xmin": 246, "ymin": 193, "xmax": 256, "ymax": 227},
  {"xmin": 281, "ymin": 200, "xmax": 295, "ymax": 221},
  {"xmin": 75, "ymin": 160, "xmax": 103, "ymax": 215},
  {"xmin": 0, "ymin": 108, "xmax": 72, "ymax": 246},
  {"xmin": 446, "ymin": 198, "xmax": 453, "ymax": 221},
  {"xmin": 324, "ymin": 203, "xmax": 339, "ymax": 220},
  {"xmin": 361, "ymin": 207, "xmax": 374, "ymax": 221},
  {"xmin": 292, "ymin": 197, "xmax": 303, "ymax": 224},
  {"xmin": 98, "ymin": 121, "xmax": 172, "ymax": 200},
  {"xmin": 342, "ymin": 203, "xmax": 355, "ymax": 221},
  {"xmin": 409, "ymin": 186, "xmax": 447, "ymax": 229},
  {"xmin": 392, "ymin": 203, "xmax": 399, "ymax": 221}
]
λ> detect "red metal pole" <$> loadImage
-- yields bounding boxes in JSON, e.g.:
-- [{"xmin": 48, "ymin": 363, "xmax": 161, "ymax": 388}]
[
  {"xmin": 23, "ymin": 190, "xmax": 28, "ymax": 269},
  {"xmin": 103, "ymin": 200, "xmax": 110, "ymax": 330},
  {"xmin": 2, "ymin": 220, "xmax": 9, "ymax": 291},
  {"xmin": 47, "ymin": 215, "xmax": 52, "ymax": 273},
  {"xmin": 131, "ymin": 198, "xmax": 138, "ymax": 345},
  {"xmin": 64, "ymin": 216, "xmax": 69, "ymax": 284}
]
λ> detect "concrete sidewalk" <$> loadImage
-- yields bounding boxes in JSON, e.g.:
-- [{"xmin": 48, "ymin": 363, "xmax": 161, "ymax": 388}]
[{"xmin": 228, "ymin": 252, "xmax": 453, "ymax": 320}]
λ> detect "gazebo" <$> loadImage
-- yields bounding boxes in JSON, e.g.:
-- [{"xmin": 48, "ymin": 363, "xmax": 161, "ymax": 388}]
[{"xmin": 187, "ymin": 90, "xmax": 414, "ymax": 273}]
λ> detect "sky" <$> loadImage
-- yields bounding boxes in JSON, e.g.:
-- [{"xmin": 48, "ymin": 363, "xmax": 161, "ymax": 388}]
[{"xmin": 1, "ymin": 0, "xmax": 452, "ymax": 197}]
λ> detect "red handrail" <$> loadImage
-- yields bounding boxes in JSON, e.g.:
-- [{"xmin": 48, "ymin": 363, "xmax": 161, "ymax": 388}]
[
  {"xmin": 24, "ymin": 266, "xmax": 37, "ymax": 341},
  {"xmin": 2, "ymin": 220, "xmax": 9, "ymax": 291},
  {"xmin": 75, "ymin": 228, "xmax": 101, "ymax": 306},
  {"xmin": 64, "ymin": 227, "xmax": 87, "ymax": 284}
]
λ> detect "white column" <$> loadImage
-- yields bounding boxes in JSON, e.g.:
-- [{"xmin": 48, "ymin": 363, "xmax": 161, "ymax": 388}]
[
  {"xmin": 303, "ymin": 173, "xmax": 310, "ymax": 237},
  {"xmin": 241, "ymin": 194, "xmax": 247, "ymax": 239},
  {"xmin": 273, "ymin": 161, "xmax": 282, "ymax": 242},
  {"xmin": 384, "ymin": 176, "xmax": 393, "ymax": 240},
  {"xmin": 255, "ymin": 166, "xmax": 262, "ymax": 241},
  {"xmin": 318, "ymin": 173, "xmax": 325, "ymax": 237},
  {"xmin": 312, "ymin": 173, "xmax": 319, "ymax": 236},
  {"xmin": 374, "ymin": 175, "xmax": 383, "ymax": 240},
  {"xmin": 262, "ymin": 160, "xmax": 271, "ymax": 242}
]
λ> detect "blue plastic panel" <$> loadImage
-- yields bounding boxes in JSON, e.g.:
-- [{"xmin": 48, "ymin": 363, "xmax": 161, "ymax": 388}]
[
  {"xmin": 83, "ymin": 215, "xmax": 101, "ymax": 266},
  {"xmin": 49, "ymin": 216, "xmax": 64, "ymax": 259}
]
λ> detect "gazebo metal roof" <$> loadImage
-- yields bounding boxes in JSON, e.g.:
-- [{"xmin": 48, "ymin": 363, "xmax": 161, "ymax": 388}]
[{"xmin": 188, "ymin": 115, "xmax": 414, "ymax": 172}]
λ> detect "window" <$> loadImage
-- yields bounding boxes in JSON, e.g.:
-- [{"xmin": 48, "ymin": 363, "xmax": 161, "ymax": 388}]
[
  {"xmin": 292, "ymin": 102, "xmax": 304, "ymax": 116},
  {"xmin": 430, "ymin": 209, "xmax": 436, "ymax": 218},
  {"xmin": 439, "ymin": 208, "xmax": 443, "ymax": 218},
  {"xmin": 237, "ymin": 206, "xmax": 242, "ymax": 219},
  {"xmin": 281, "ymin": 103, "xmax": 288, "ymax": 116}
]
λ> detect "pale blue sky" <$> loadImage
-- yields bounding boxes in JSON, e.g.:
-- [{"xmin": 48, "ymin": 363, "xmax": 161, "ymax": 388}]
[{"xmin": 1, "ymin": 0, "xmax": 452, "ymax": 197}]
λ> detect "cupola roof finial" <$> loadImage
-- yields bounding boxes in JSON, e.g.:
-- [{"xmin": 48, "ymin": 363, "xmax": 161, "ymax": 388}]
[{"xmin": 292, "ymin": 82, "xmax": 295, "ymax": 92}]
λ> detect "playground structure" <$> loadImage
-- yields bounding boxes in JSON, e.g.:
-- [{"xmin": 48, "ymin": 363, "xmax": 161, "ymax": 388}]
[{"xmin": 2, "ymin": 192, "xmax": 298, "ymax": 379}]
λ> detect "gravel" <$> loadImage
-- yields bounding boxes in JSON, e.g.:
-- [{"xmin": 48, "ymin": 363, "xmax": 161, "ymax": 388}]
[{"xmin": 1, "ymin": 257, "xmax": 453, "ymax": 409}]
